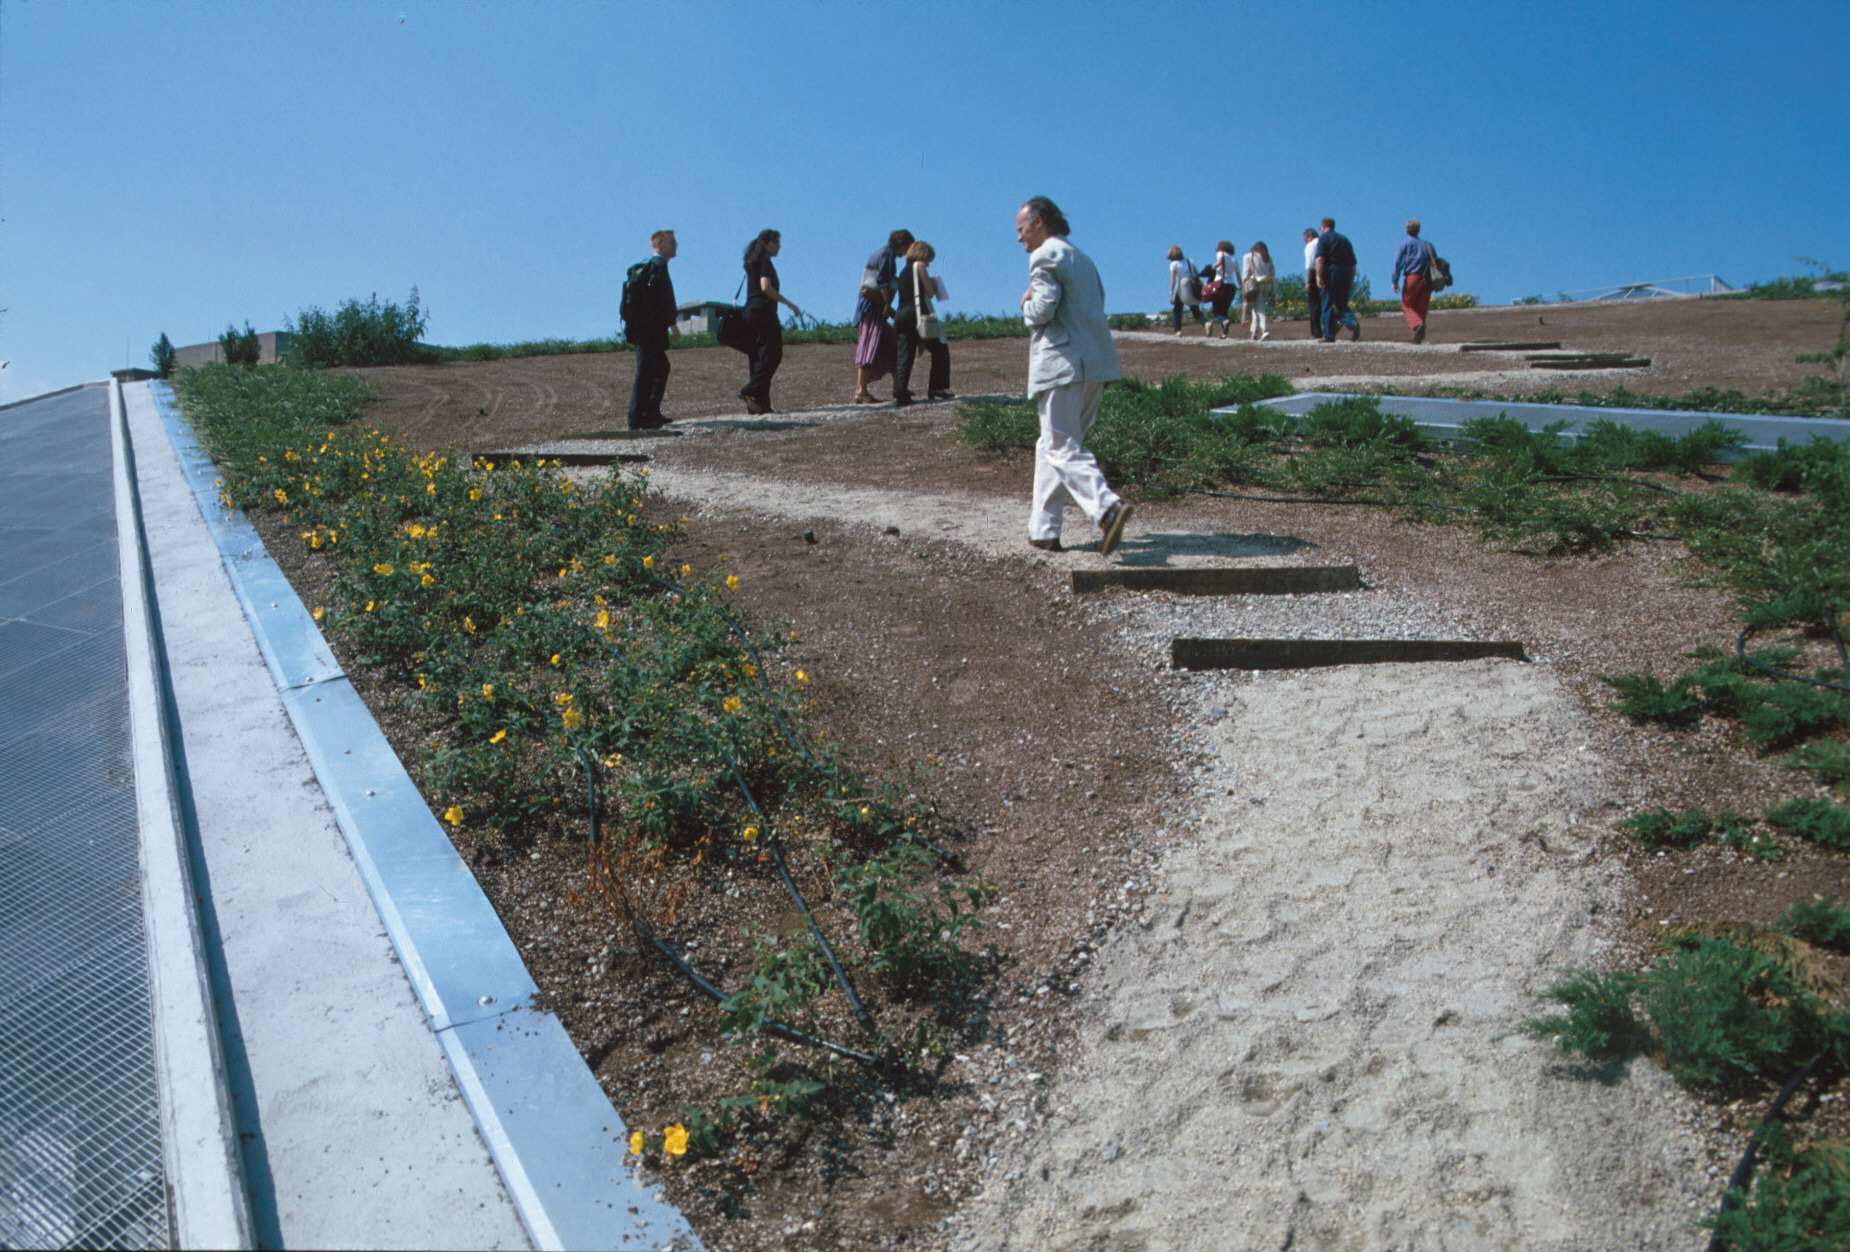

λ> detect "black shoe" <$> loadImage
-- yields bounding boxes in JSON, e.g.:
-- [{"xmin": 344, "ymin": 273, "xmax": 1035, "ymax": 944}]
[
  {"xmin": 742, "ymin": 396, "xmax": 769, "ymax": 415},
  {"xmin": 1028, "ymin": 537, "xmax": 1062, "ymax": 552},
  {"xmin": 1099, "ymin": 502, "xmax": 1134, "ymax": 557},
  {"xmin": 928, "ymin": 389, "xmax": 957, "ymax": 401},
  {"xmin": 632, "ymin": 413, "xmax": 670, "ymax": 430},
  {"xmin": 1350, "ymin": 320, "xmax": 1362, "ymax": 342},
  {"xmin": 893, "ymin": 393, "xmax": 915, "ymax": 409},
  {"xmin": 1413, "ymin": 324, "xmax": 1426, "ymax": 344}
]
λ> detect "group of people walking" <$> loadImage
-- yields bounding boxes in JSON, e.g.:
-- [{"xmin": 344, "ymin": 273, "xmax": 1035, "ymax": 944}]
[
  {"xmin": 1164, "ymin": 217, "xmax": 1442, "ymax": 346},
  {"xmin": 618, "ymin": 204, "xmax": 1443, "ymax": 556},
  {"xmin": 1167, "ymin": 242, "xmax": 1276, "ymax": 340},
  {"xmin": 851, "ymin": 230, "xmax": 954, "ymax": 407}
]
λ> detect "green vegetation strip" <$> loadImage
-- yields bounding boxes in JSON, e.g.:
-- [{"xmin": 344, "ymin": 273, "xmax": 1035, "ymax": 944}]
[{"xmin": 173, "ymin": 362, "xmax": 992, "ymax": 1166}]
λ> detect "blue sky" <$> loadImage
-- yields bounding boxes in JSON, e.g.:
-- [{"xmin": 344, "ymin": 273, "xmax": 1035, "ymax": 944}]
[{"xmin": 4, "ymin": 0, "xmax": 1847, "ymax": 402}]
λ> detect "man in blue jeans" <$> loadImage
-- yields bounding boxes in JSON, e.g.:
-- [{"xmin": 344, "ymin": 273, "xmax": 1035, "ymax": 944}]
[{"xmin": 1313, "ymin": 217, "xmax": 1360, "ymax": 343}]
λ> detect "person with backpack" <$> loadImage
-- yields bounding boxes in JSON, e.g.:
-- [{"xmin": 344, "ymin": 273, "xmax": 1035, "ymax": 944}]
[
  {"xmin": 1167, "ymin": 245, "xmax": 1208, "ymax": 335},
  {"xmin": 1313, "ymin": 217, "xmax": 1361, "ymax": 343},
  {"xmin": 1392, "ymin": 218, "xmax": 1437, "ymax": 344},
  {"xmin": 620, "ymin": 229, "xmax": 678, "ymax": 430},
  {"xmin": 894, "ymin": 240, "xmax": 953, "ymax": 407}
]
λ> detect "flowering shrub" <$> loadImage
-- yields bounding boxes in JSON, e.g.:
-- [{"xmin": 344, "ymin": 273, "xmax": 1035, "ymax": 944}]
[{"xmin": 174, "ymin": 362, "xmax": 992, "ymax": 1157}]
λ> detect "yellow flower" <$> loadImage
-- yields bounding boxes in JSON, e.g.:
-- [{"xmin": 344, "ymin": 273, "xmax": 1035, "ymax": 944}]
[
  {"xmin": 626, "ymin": 513, "xmax": 637, "ymax": 526},
  {"xmin": 426, "ymin": 481, "xmax": 436, "ymax": 495},
  {"xmin": 365, "ymin": 600, "xmax": 376, "ymax": 613},
  {"xmin": 420, "ymin": 573, "xmax": 435, "ymax": 588},
  {"xmin": 468, "ymin": 487, "xmax": 482, "ymax": 502},
  {"xmin": 554, "ymin": 692, "xmax": 574, "ymax": 706},
  {"xmin": 561, "ymin": 705, "xmax": 584, "ymax": 731},
  {"xmin": 662, "ymin": 1124, "xmax": 688, "ymax": 1157},
  {"xmin": 680, "ymin": 563, "xmax": 692, "ymax": 577},
  {"xmin": 417, "ymin": 673, "xmax": 428, "ymax": 689},
  {"xmin": 463, "ymin": 616, "xmax": 477, "ymax": 634},
  {"xmin": 642, "ymin": 555, "xmax": 654, "ymax": 571},
  {"xmin": 603, "ymin": 554, "xmax": 616, "ymax": 566},
  {"xmin": 408, "ymin": 523, "xmax": 426, "ymax": 539},
  {"xmin": 726, "ymin": 574, "xmax": 740, "ymax": 591},
  {"xmin": 483, "ymin": 460, "xmax": 495, "ymax": 472},
  {"xmin": 373, "ymin": 562, "xmax": 395, "ymax": 576},
  {"xmin": 595, "ymin": 609, "xmax": 611, "ymax": 632},
  {"xmin": 442, "ymin": 805, "xmax": 464, "ymax": 827},
  {"xmin": 722, "ymin": 695, "xmax": 743, "ymax": 715},
  {"xmin": 550, "ymin": 653, "xmax": 561, "ymax": 667},
  {"xmin": 272, "ymin": 488, "xmax": 288, "ymax": 505},
  {"xmin": 795, "ymin": 670, "xmax": 809, "ymax": 685},
  {"xmin": 628, "ymin": 1131, "xmax": 644, "ymax": 1155},
  {"xmin": 742, "ymin": 824, "xmax": 759, "ymax": 842},
  {"xmin": 312, "ymin": 606, "xmax": 325, "ymax": 622},
  {"xmin": 481, "ymin": 683, "xmax": 494, "ymax": 701},
  {"xmin": 602, "ymin": 752, "xmax": 623, "ymax": 769},
  {"xmin": 558, "ymin": 567, "xmax": 568, "ymax": 578},
  {"xmin": 490, "ymin": 729, "xmax": 507, "ymax": 745},
  {"xmin": 860, "ymin": 805, "xmax": 871, "ymax": 819},
  {"xmin": 742, "ymin": 663, "xmax": 758, "ymax": 680}
]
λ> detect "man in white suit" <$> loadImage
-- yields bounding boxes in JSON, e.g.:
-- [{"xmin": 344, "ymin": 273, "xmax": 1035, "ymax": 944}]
[{"xmin": 1016, "ymin": 196, "xmax": 1134, "ymax": 555}]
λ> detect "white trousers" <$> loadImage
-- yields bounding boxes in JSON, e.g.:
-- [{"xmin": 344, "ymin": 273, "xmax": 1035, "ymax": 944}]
[
  {"xmin": 1248, "ymin": 294, "xmax": 1270, "ymax": 338},
  {"xmin": 1030, "ymin": 381, "xmax": 1119, "ymax": 540}
]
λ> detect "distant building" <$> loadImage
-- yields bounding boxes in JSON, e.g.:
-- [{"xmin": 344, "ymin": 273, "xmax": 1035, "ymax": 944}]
[
  {"xmin": 171, "ymin": 331, "xmax": 294, "ymax": 369},
  {"xmin": 673, "ymin": 302, "xmax": 729, "ymax": 337}
]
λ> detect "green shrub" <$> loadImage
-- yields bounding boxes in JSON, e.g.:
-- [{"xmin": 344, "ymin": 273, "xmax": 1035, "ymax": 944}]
[
  {"xmin": 1622, "ymin": 808, "xmax": 1713, "ymax": 850},
  {"xmin": 219, "ymin": 321, "xmax": 261, "ymax": 366},
  {"xmin": 1604, "ymin": 672, "xmax": 1705, "ymax": 727},
  {"xmin": 287, "ymin": 289, "xmax": 432, "ymax": 368},
  {"xmin": 1707, "ymin": 1129, "xmax": 1850, "ymax": 1251},
  {"xmin": 1765, "ymin": 798, "xmax": 1850, "ymax": 850},
  {"xmin": 1519, "ymin": 969, "xmax": 1650, "ymax": 1062},
  {"xmin": 1716, "ymin": 813, "xmax": 1785, "ymax": 862},
  {"xmin": 1300, "ymin": 397, "xmax": 1427, "ymax": 450},
  {"xmin": 150, "ymin": 332, "xmax": 176, "ymax": 378},
  {"xmin": 1782, "ymin": 740, "xmax": 1850, "ymax": 791},
  {"xmin": 1741, "ymin": 684, "xmax": 1850, "ymax": 749},
  {"xmin": 1779, "ymin": 899, "xmax": 1850, "ymax": 951},
  {"xmin": 1743, "ymin": 271, "xmax": 1850, "ymax": 300}
]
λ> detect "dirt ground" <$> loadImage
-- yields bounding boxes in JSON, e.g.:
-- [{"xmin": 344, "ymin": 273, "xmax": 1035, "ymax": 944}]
[
  {"xmin": 280, "ymin": 295, "xmax": 1850, "ymax": 1248},
  {"xmin": 339, "ymin": 296, "xmax": 1843, "ymax": 451}
]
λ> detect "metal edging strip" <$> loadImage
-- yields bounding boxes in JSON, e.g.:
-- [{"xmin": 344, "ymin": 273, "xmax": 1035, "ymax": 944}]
[
  {"xmin": 1239, "ymin": 392, "xmax": 1850, "ymax": 459},
  {"xmin": 142, "ymin": 381, "xmax": 698, "ymax": 1251},
  {"xmin": 112, "ymin": 379, "xmax": 255, "ymax": 1250}
]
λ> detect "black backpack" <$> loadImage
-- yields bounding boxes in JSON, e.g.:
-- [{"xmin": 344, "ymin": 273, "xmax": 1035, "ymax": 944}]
[{"xmin": 619, "ymin": 259, "xmax": 656, "ymax": 329}]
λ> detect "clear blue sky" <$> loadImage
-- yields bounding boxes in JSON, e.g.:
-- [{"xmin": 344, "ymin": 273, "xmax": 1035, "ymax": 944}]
[{"xmin": 5, "ymin": 0, "xmax": 1847, "ymax": 402}]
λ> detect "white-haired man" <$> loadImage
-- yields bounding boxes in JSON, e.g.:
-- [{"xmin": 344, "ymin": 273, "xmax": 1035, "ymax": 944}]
[{"xmin": 1015, "ymin": 196, "xmax": 1133, "ymax": 556}]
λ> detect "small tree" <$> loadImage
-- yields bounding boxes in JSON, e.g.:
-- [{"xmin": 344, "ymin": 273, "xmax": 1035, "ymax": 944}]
[
  {"xmin": 219, "ymin": 321, "xmax": 262, "ymax": 366},
  {"xmin": 150, "ymin": 332, "xmax": 176, "ymax": 378}
]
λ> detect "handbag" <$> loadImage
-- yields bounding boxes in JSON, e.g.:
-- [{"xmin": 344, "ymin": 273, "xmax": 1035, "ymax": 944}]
[
  {"xmin": 1200, "ymin": 278, "xmax": 1224, "ymax": 301},
  {"xmin": 913, "ymin": 265, "xmax": 941, "ymax": 340},
  {"xmin": 715, "ymin": 276, "xmax": 753, "ymax": 353}
]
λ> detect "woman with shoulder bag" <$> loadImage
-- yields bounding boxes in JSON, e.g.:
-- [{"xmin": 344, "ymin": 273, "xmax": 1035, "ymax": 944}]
[
  {"xmin": 1241, "ymin": 240, "xmax": 1276, "ymax": 341},
  {"xmin": 893, "ymin": 240, "xmax": 952, "ymax": 407},
  {"xmin": 1167, "ymin": 245, "xmax": 1208, "ymax": 335},
  {"xmin": 738, "ymin": 228, "xmax": 806, "ymax": 415}
]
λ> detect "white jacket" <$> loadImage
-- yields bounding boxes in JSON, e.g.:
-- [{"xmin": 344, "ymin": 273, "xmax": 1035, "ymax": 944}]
[{"xmin": 1022, "ymin": 237, "xmax": 1122, "ymax": 397}]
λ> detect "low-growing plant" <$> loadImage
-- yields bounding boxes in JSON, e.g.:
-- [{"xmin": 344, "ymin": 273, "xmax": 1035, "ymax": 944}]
[
  {"xmin": 1782, "ymin": 740, "xmax": 1850, "ymax": 792},
  {"xmin": 1779, "ymin": 898, "xmax": 1850, "ymax": 951},
  {"xmin": 1622, "ymin": 807, "xmax": 1713, "ymax": 850},
  {"xmin": 1603, "ymin": 672, "xmax": 1705, "ymax": 727},
  {"xmin": 1524, "ymin": 935, "xmax": 1847, "ymax": 1094},
  {"xmin": 1706, "ymin": 1128, "xmax": 1850, "ymax": 1250},
  {"xmin": 1716, "ymin": 813, "xmax": 1785, "ymax": 862},
  {"xmin": 1765, "ymin": 797, "xmax": 1850, "ymax": 850}
]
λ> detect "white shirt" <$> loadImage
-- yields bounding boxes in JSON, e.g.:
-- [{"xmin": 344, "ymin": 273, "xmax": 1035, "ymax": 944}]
[
  {"xmin": 1303, "ymin": 237, "xmax": 1319, "ymax": 275},
  {"xmin": 1214, "ymin": 250, "xmax": 1238, "ymax": 283},
  {"xmin": 1168, "ymin": 257, "xmax": 1197, "ymax": 300},
  {"xmin": 1243, "ymin": 251, "xmax": 1275, "ymax": 284}
]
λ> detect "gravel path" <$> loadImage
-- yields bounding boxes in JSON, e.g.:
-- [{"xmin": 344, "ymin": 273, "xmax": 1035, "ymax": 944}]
[{"xmin": 594, "ymin": 441, "xmax": 1715, "ymax": 1250}]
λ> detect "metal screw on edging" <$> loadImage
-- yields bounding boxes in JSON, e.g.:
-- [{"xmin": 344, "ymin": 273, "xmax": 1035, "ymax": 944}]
[{"xmin": 478, "ymin": 995, "xmax": 496, "ymax": 1008}]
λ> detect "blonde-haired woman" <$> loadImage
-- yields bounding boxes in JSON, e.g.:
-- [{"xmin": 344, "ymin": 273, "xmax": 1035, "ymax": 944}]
[
  {"xmin": 1241, "ymin": 241, "xmax": 1276, "ymax": 341},
  {"xmin": 1167, "ymin": 245, "xmax": 1207, "ymax": 335},
  {"xmin": 894, "ymin": 240, "xmax": 952, "ymax": 406}
]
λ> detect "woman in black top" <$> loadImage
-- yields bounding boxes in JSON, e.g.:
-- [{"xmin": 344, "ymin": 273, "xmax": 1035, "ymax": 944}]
[
  {"xmin": 739, "ymin": 229, "xmax": 805, "ymax": 414},
  {"xmin": 894, "ymin": 240, "xmax": 952, "ymax": 407}
]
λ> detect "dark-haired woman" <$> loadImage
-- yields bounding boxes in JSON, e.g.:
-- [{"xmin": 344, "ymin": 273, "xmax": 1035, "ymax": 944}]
[
  {"xmin": 894, "ymin": 241, "xmax": 952, "ymax": 407},
  {"xmin": 852, "ymin": 229, "xmax": 911, "ymax": 403},
  {"xmin": 739, "ymin": 229, "xmax": 805, "ymax": 414},
  {"xmin": 1209, "ymin": 240, "xmax": 1240, "ymax": 337}
]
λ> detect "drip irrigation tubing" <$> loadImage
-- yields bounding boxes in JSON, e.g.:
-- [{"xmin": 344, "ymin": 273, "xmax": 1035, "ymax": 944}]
[
  {"xmin": 628, "ymin": 912, "xmax": 879, "ymax": 1067},
  {"xmin": 1735, "ymin": 622, "xmax": 1850, "ymax": 695},
  {"xmin": 1702, "ymin": 1052, "xmax": 1828, "ymax": 1252},
  {"xmin": 725, "ymin": 752, "xmax": 873, "ymax": 1031}
]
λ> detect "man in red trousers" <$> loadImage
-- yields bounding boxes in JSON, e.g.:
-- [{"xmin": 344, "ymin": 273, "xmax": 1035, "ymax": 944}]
[{"xmin": 1391, "ymin": 219, "xmax": 1435, "ymax": 344}]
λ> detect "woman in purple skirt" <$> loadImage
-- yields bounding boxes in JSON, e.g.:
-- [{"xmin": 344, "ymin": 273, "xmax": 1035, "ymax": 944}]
[{"xmin": 852, "ymin": 228, "xmax": 911, "ymax": 403}]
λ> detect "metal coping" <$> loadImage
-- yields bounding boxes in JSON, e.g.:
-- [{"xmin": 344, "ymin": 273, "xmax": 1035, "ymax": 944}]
[
  {"xmin": 110, "ymin": 380, "xmax": 253, "ymax": 1249},
  {"xmin": 1238, "ymin": 392, "xmax": 1850, "ymax": 459},
  {"xmin": 142, "ymin": 383, "xmax": 697, "ymax": 1251}
]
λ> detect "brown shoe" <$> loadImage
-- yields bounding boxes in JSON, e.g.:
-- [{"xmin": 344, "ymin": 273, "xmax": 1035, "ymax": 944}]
[
  {"xmin": 1098, "ymin": 502, "xmax": 1133, "ymax": 557},
  {"xmin": 1028, "ymin": 537, "xmax": 1062, "ymax": 552}
]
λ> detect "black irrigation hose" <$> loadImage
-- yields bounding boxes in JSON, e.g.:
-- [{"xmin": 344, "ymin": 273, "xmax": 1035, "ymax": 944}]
[
  {"xmin": 1735, "ymin": 622, "xmax": 1850, "ymax": 696},
  {"xmin": 725, "ymin": 753, "xmax": 874, "ymax": 1032},
  {"xmin": 629, "ymin": 912, "xmax": 879, "ymax": 1067},
  {"xmin": 1703, "ymin": 1053, "xmax": 1827, "ymax": 1252}
]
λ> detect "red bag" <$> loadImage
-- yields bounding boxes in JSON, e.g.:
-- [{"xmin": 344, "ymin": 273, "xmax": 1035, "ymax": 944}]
[{"xmin": 1199, "ymin": 278, "xmax": 1224, "ymax": 301}]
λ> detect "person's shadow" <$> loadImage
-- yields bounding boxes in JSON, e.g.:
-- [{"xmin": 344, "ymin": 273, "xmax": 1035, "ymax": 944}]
[{"xmin": 1112, "ymin": 530, "xmax": 1313, "ymax": 566}]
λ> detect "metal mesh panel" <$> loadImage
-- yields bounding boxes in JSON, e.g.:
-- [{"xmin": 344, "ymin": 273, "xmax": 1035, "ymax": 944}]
[{"xmin": 0, "ymin": 386, "xmax": 169, "ymax": 1249}]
